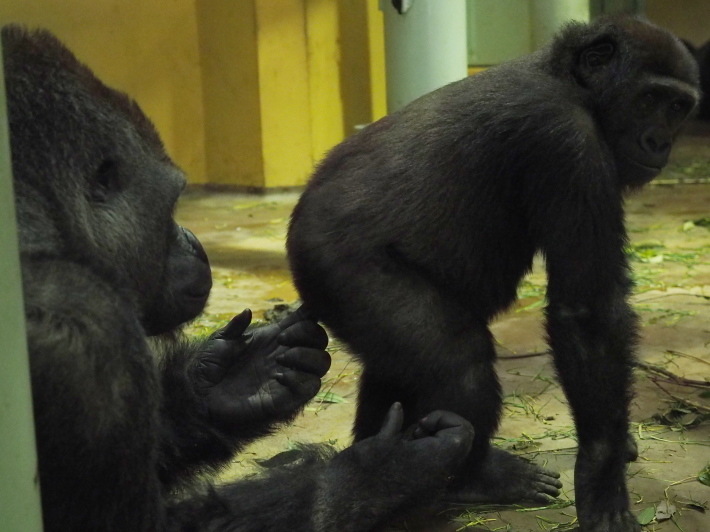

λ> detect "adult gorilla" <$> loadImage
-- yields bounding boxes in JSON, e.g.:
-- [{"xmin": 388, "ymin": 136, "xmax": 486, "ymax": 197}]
[
  {"xmin": 3, "ymin": 26, "xmax": 474, "ymax": 532},
  {"xmin": 288, "ymin": 16, "xmax": 700, "ymax": 532}
]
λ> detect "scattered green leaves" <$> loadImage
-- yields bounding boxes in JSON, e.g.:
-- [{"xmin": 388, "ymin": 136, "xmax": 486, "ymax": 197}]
[
  {"xmin": 635, "ymin": 305, "xmax": 697, "ymax": 327},
  {"xmin": 314, "ymin": 391, "xmax": 347, "ymax": 404},
  {"xmin": 653, "ymin": 407, "xmax": 705, "ymax": 429},
  {"xmin": 637, "ymin": 506, "xmax": 656, "ymax": 525},
  {"xmin": 698, "ymin": 463, "xmax": 710, "ymax": 487},
  {"xmin": 626, "ymin": 242, "xmax": 665, "ymax": 263},
  {"xmin": 693, "ymin": 217, "xmax": 710, "ymax": 228}
]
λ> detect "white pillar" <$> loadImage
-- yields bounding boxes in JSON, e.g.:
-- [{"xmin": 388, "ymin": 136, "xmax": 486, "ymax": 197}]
[
  {"xmin": 381, "ymin": 0, "xmax": 468, "ymax": 112},
  {"xmin": 531, "ymin": 0, "xmax": 590, "ymax": 49}
]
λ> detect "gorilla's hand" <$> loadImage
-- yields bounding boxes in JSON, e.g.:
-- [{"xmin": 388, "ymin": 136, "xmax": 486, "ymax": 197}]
[
  {"xmin": 408, "ymin": 409, "xmax": 476, "ymax": 468},
  {"xmin": 324, "ymin": 403, "xmax": 474, "ymax": 527},
  {"xmin": 349, "ymin": 403, "xmax": 475, "ymax": 482},
  {"xmin": 574, "ymin": 441, "xmax": 641, "ymax": 532},
  {"xmin": 194, "ymin": 308, "xmax": 330, "ymax": 428}
]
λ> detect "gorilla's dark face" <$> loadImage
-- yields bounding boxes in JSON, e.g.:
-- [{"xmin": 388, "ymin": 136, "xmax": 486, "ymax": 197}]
[
  {"xmin": 142, "ymin": 225, "xmax": 212, "ymax": 335},
  {"xmin": 4, "ymin": 27, "xmax": 212, "ymax": 335},
  {"xmin": 570, "ymin": 19, "xmax": 700, "ymax": 187}
]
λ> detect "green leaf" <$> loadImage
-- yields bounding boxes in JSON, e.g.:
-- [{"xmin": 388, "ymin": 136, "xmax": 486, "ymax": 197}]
[
  {"xmin": 682, "ymin": 220, "xmax": 696, "ymax": 231},
  {"xmin": 315, "ymin": 391, "xmax": 347, "ymax": 404},
  {"xmin": 637, "ymin": 506, "xmax": 656, "ymax": 525}
]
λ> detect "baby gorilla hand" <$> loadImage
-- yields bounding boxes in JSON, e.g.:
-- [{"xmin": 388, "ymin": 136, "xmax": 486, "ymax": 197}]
[{"xmin": 194, "ymin": 307, "xmax": 330, "ymax": 428}]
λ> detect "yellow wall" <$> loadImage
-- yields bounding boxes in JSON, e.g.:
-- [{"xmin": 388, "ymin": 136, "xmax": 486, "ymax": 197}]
[
  {"xmin": 1, "ymin": 0, "xmax": 386, "ymax": 189},
  {"xmin": 646, "ymin": 0, "xmax": 710, "ymax": 47},
  {"xmin": 196, "ymin": 0, "xmax": 263, "ymax": 188},
  {"xmin": 256, "ymin": 0, "xmax": 314, "ymax": 187},
  {"xmin": 196, "ymin": 0, "xmax": 385, "ymax": 188},
  {"xmin": 0, "ymin": 0, "xmax": 208, "ymax": 184}
]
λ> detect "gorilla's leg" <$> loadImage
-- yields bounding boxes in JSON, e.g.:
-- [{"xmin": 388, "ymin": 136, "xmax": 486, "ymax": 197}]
[
  {"xmin": 316, "ymin": 265, "xmax": 561, "ymax": 504},
  {"xmin": 354, "ymin": 367, "xmax": 411, "ymax": 440}
]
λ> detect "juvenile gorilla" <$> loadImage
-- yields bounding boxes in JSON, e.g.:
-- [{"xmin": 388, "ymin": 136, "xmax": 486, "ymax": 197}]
[
  {"xmin": 4, "ymin": 26, "xmax": 475, "ymax": 532},
  {"xmin": 288, "ymin": 16, "xmax": 700, "ymax": 532}
]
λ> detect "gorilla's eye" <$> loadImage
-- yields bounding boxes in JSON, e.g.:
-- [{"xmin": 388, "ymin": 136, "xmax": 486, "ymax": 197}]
[
  {"xmin": 670, "ymin": 101, "xmax": 684, "ymax": 113},
  {"xmin": 91, "ymin": 159, "xmax": 119, "ymax": 202}
]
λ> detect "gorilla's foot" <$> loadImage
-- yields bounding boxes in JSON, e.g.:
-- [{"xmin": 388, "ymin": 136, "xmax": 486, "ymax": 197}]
[{"xmin": 447, "ymin": 447, "xmax": 562, "ymax": 504}]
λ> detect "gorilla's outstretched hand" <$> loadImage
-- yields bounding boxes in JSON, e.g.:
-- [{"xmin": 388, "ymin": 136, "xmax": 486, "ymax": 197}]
[
  {"xmin": 347, "ymin": 403, "xmax": 475, "ymax": 480},
  {"xmin": 193, "ymin": 308, "xmax": 330, "ymax": 428},
  {"xmin": 403, "ymin": 406, "xmax": 475, "ymax": 473}
]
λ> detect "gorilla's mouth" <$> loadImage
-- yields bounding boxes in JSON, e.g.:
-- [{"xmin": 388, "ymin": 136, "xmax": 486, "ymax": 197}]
[
  {"xmin": 623, "ymin": 155, "xmax": 662, "ymax": 175},
  {"xmin": 185, "ymin": 286, "xmax": 212, "ymax": 301},
  {"xmin": 185, "ymin": 275, "xmax": 213, "ymax": 300}
]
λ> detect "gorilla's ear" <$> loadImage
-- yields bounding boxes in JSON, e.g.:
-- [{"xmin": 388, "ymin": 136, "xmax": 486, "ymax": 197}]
[{"xmin": 579, "ymin": 38, "xmax": 616, "ymax": 70}]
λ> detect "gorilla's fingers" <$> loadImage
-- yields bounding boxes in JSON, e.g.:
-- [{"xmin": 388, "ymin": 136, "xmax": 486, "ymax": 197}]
[
  {"xmin": 277, "ymin": 321, "xmax": 329, "ymax": 349},
  {"xmin": 378, "ymin": 403, "xmax": 404, "ymax": 439},
  {"xmin": 219, "ymin": 309, "xmax": 252, "ymax": 339},
  {"xmin": 414, "ymin": 411, "xmax": 475, "ymax": 447},
  {"xmin": 419, "ymin": 410, "xmax": 471, "ymax": 433},
  {"xmin": 532, "ymin": 466, "xmax": 561, "ymax": 481},
  {"xmin": 536, "ymin": 479, "xmax": 563, "ymax": 496},
  {"xmin": 274, "ymin": 306, "xmax": 311, "ymax": 330},
  {"xmin": 296, "ymin": 303, "xmax": 318, "ymax": 321},
  {"xmin": 276, "ymin": 348, "xmax": 331, "ymax": 377},
  {"xmin": 532, "ymin": 492, "xmax": 556, "ymax": 505},
  {"xmin": 274, "ymin": 370, "xmax": 321, "ymax": 401}
]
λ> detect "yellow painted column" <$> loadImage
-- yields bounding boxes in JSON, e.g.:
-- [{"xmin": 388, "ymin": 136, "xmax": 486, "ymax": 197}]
[
  {"xmin": 196, "ymin": 0, "xmax": 264, "ymax": 188},
  {"xmin": 0, "ymin": 0, "xmax": 207, "ymax": 184},
  {"xmin": 306, "ymin": 0, "xmax": 344, "ymax": 162},
  {"xmin": 196, "ymin": 0, "xmax": 383, "ymax": 189},
  {"xmin": 367, "ymin": 1, "xmax": 387, "ymax": 121},
  {"xmin": 255, "ymin": 0, "xmax": 313, "ymax": 188}
]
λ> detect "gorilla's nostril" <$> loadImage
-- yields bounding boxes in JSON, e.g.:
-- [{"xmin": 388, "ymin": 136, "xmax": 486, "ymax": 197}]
[
  {"xmin": 640, "ymin": 129, "xmax": 671, "ymax": 156},
  {"xmin": 192, "ymin": 239, "xmax": 209, "ymax": 265},
  {"xmin": 179, "ymin": 226, "xmax": 210, "ymax": 264}
]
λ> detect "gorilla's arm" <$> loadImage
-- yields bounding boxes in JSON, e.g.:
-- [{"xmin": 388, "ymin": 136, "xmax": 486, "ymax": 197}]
[
  {"xmin": 529, "ymin": 144, "xmax": 639, "ymax": 530},
  {"xmin": 156, "ymin": 308, "xmax": 330, "ymax": 486},
  {"xmin": 167, "ymin": 405, "xmax": 475, "ymax": 532}
]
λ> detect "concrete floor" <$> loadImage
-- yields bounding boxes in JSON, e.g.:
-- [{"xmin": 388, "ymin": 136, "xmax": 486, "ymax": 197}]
[{"xmin": 176, "ymin": 133, "xmax": 710, "ymax": 532}]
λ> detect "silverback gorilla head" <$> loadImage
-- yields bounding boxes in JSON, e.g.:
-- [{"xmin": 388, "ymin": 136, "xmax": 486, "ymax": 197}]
[{"xmin": 3, "ymin": 26, "xmax": 211, "ymax": 335}]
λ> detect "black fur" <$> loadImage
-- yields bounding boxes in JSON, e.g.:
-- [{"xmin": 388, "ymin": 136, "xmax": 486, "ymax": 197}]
[
  {"xmin": 5, "ymin": 25, "xmax": 475, "ymax": 532},
  {"xmin": 696, "ymin": 39, "xmax": 710, "ymax": 120},
  {"xmin": 287, "ymin": 16, "xmax": 699, "ymax": 532}
]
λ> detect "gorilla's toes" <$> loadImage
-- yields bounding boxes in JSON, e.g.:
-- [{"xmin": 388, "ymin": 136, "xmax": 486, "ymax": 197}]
[{"xmin": 447, "ymin": 447, "xmax": 562, "ymax": 504}]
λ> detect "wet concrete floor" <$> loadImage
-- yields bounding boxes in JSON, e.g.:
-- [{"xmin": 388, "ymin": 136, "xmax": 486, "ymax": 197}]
[{"xmin": 176, "ymin": 133, "xmax": 710, "ymax": 532}]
